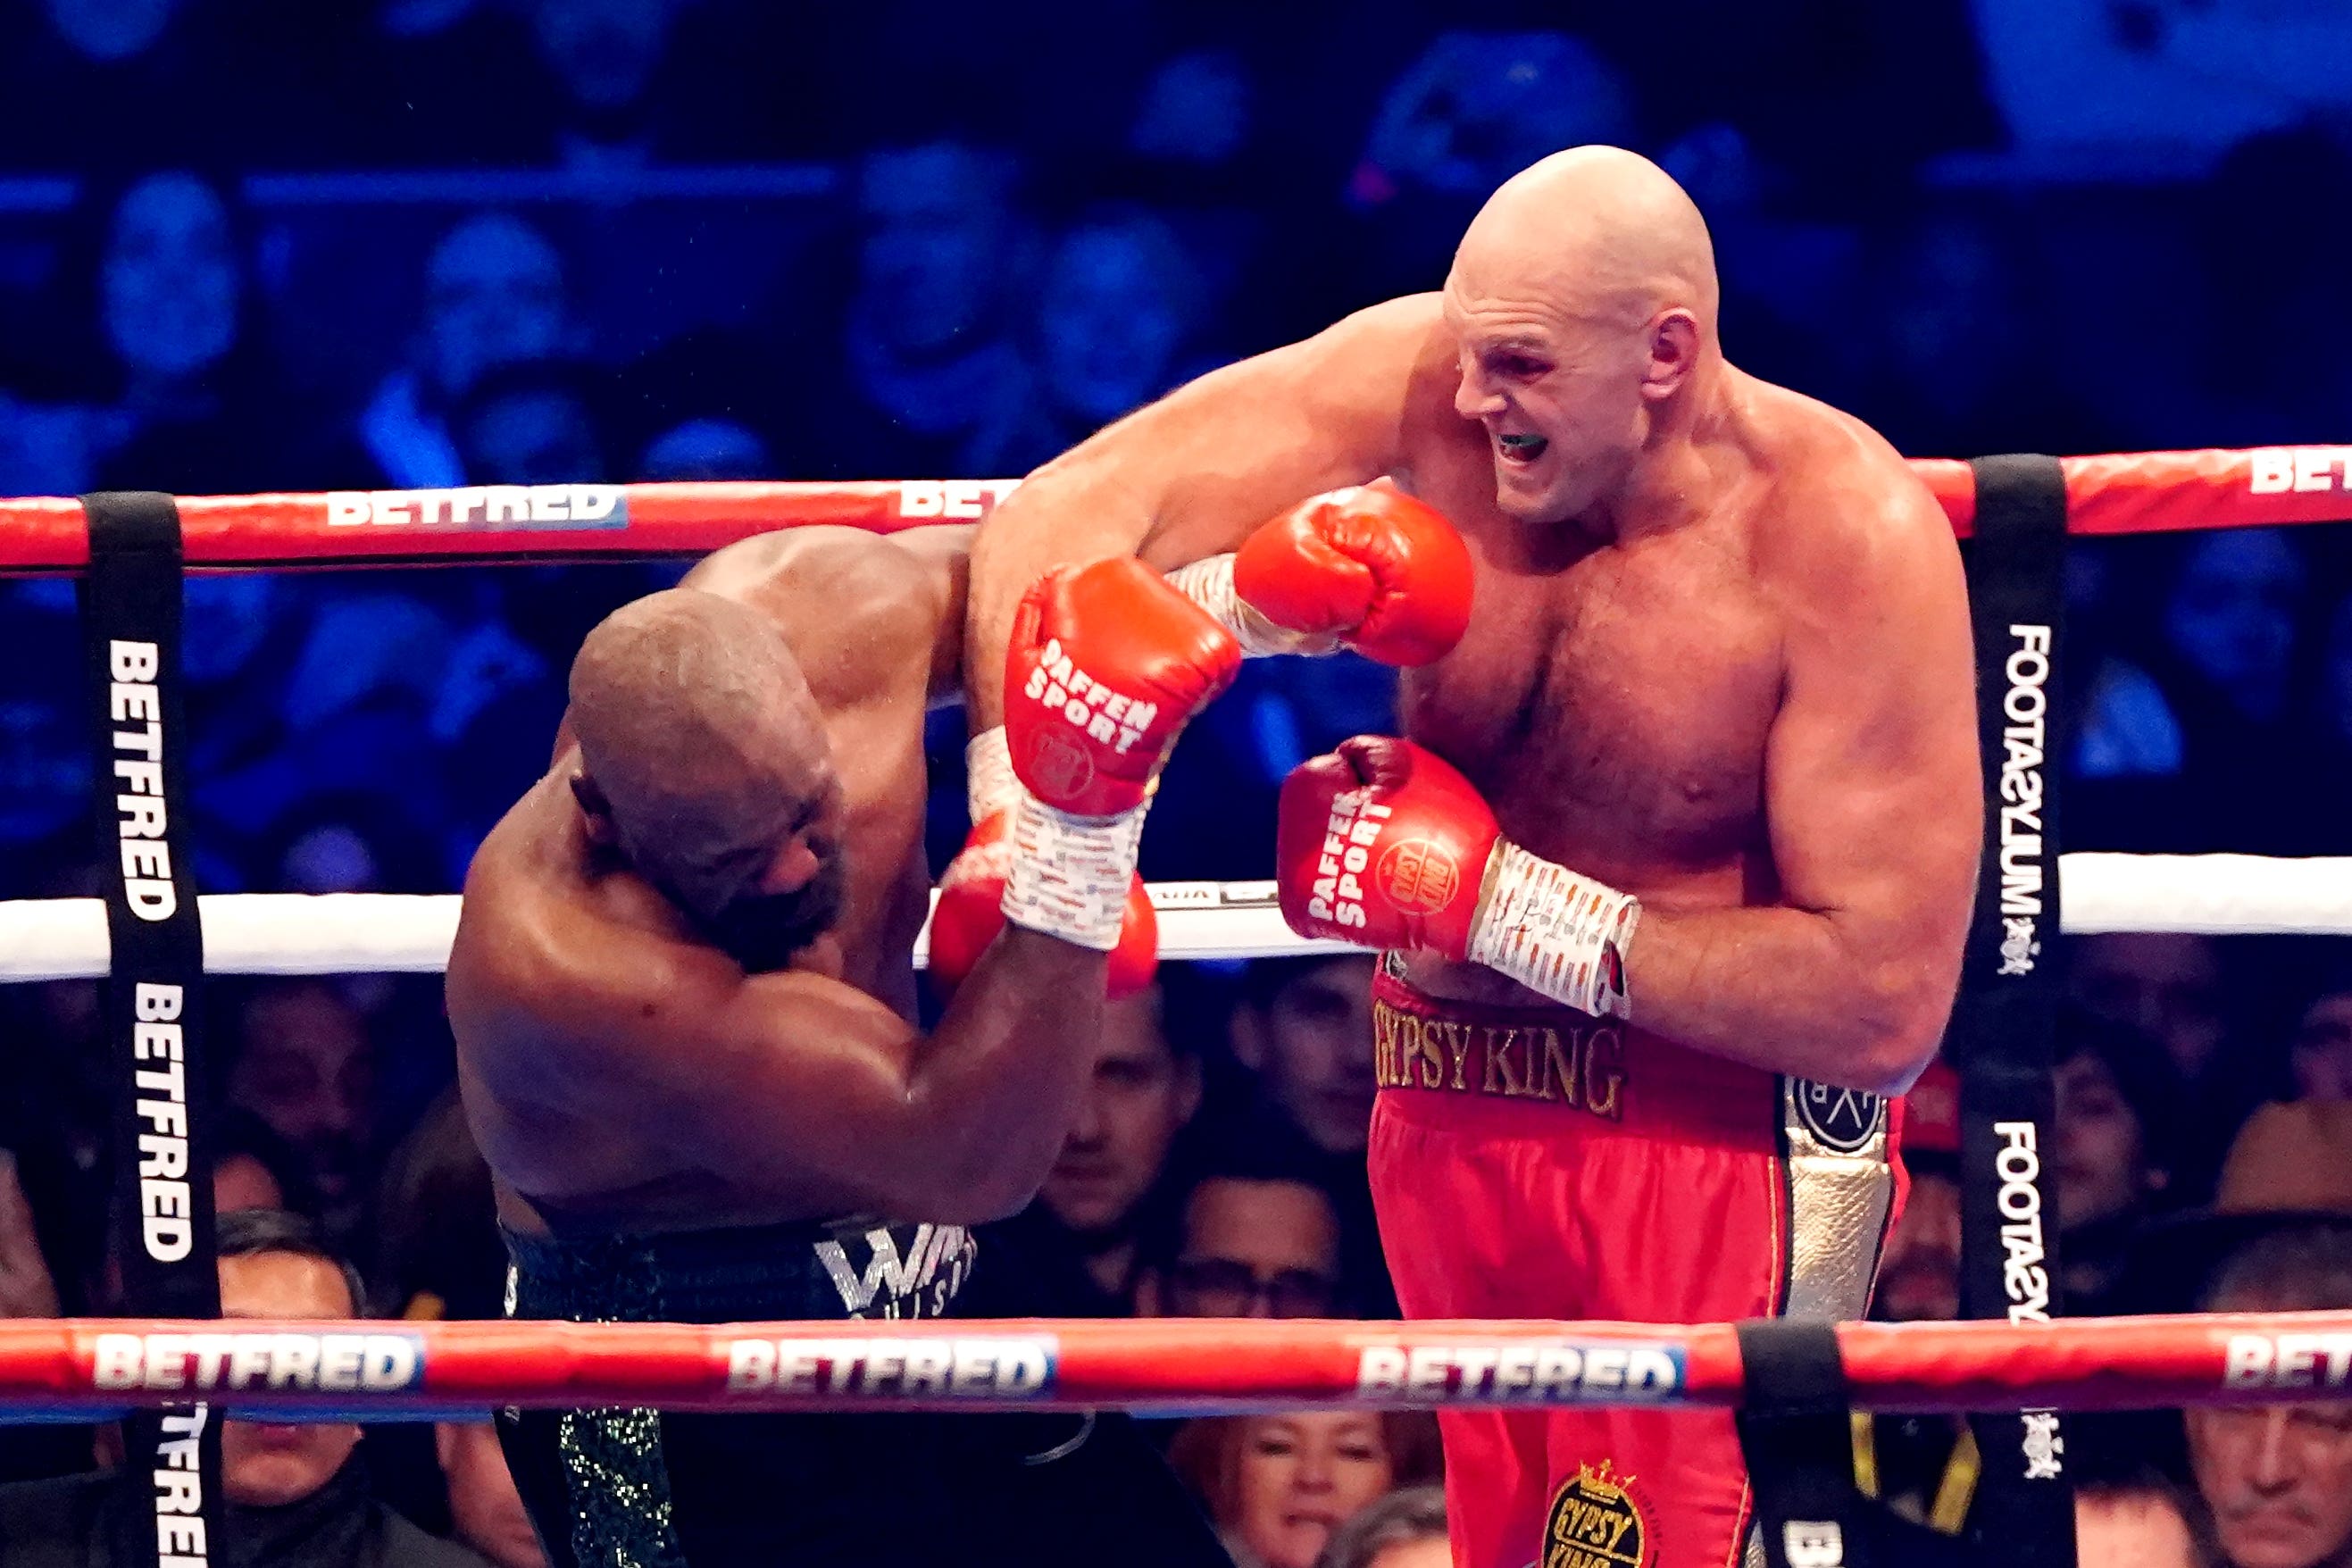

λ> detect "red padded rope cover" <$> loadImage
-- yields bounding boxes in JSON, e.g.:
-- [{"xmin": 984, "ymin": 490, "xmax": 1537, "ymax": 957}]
[
  {"xmin": 0, "ymin": 1311, "xmax": 2342, "ymax": 1417},
  {"xmin": 2, "ymin": 450, "xmax": 2348, "ymax": 571}
]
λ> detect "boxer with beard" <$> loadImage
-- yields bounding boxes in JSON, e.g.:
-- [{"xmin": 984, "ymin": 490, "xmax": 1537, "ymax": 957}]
[{"xmin": 448, "ymin": 524, "xmax": 1238, "ymax": 1567}]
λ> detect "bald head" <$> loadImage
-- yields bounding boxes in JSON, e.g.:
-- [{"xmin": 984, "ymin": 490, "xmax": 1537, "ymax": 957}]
[
  {"xmin": 568, "ymin": 589, "xmax": 843, "ymax": 962},
  {"xmin": 1454, "ymin": 146, "xmax": 1717, "ymax": 336},
  {"xmin": 1444, "ymin": 147, "xmax": 1722, "ymax": 528}
]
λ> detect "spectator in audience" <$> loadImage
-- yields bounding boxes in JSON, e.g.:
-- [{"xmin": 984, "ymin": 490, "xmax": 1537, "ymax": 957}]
[
  {"xmin": 1229, "ymin": 957, "xmax": 1377, "ymax": 1158},
  {"xmin": 1011, "ymin": 987, "xmax": 1201, "ymax": 1314},
  {"xmin": 2123, "ymin": 1099, "xmax": 2352, "ymax": 1318},
  {"xmin": 1171, "ymin": 1412, "xmax": 1442, "ymax": 1568},
  {"xmin": 0, "ymin": 1143, "xmax": 84, "ymax": 1486},
  {"xmin": 0, "ymin": 636, "xmax": 90, "ymax": 854},
  {"xmin": 2076, "ymin": 1477, "xmax": 2196, "ymax": 1568},
  {"xmin": 997, "ymin": 205, "xmax": 1211, "ymax": 470},
  {"xmin": 2291, "ymin": 969, "xmax": 2352, "ymax": 1103},
  {"xmin": 228, "ymin": 980, "xmax": 379, "ymax": 1245},
  {"xmin": 0, "ymin": 1209, "xmax": 493, "ymax": 1566},
  {"xmin": 1139, "ymin": 1144, "xmax": 1345, "ymax": 1320},
  {"xmin": 1341, "ymin": 31, "xmax": 1634, "ymax": 300},
  {"xmin": 2183, "ymin": 1219, "xmax": 2352, "ymax": 1568},
  {"xmin": 1874, "ymin": 1060, "xmax": 1964, "ymax": 1326},
  {"xmin": 2155, "ymin": 530, "xmax": 2323, "ymax": 849},
  {"xmin": 2053, "ymin": 1007, "xmax": 2187, "ymax": 1315},
  {"xmin": 1311, "ymin": 1485, "xmax": 1446, "ymax": 1568},
  {"xmin": 508, "ymin": 0, "xmax": 769, "ymax": 168},
  {"xmin": 803, "ymin": 140, "xmax": 1037, "ymax": 480},
  {"xmin": 0, "ymin": 1150, "xmax": 60, "ymax": 1323},
  {"xmin": 455, "ymin": 358, "xmax": 609, "ymax": 487},
  {"xmin": 1225, "ymin": 955, "xmax": 1390, "ymax": 1311},
  {"xmin": 213, "ymin": 1108, "xmax": 318, "ymax": 1221},
  {"xmin": 613, "ymin": 328, "xmax": 781, "ymax": 480},
  {"xmin": 0, "ymin": 0, "xmax": 223, "ymax": 171},
  {"xmin": 1861, "ymin": 1062, "xmax": 1973, "ymax": 1539},
  {"xmin": 356, "ymin": 213, "xmax": 575, "ymax": 491},
  {"xmin": 1854, "ymin": 204, "xmax": 2118, "ymax": 459},
  {"xmin": 2069, "ymin": 932, "xmax": 2231, "ymax": 1087},
  {"xmin": 90, "ymin": 171, "xmax": 289, "ymax": 496}
]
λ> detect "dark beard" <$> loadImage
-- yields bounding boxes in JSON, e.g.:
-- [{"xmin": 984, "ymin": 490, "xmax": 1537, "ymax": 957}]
[{"xmin": 700, "ymin": 854, "xmax": 849, "ymax": 973}]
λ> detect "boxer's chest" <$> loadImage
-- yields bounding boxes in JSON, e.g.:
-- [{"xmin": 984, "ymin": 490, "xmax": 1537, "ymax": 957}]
[{"xmin": 1397, "ymin": 516, "xmax": 1783, "ymax": 882}]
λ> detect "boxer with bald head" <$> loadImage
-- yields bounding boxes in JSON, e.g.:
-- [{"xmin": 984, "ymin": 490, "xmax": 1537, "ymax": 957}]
[
  {"xmin": 965, "ymin": 146, "xmax": 1981, "ymax": 1567},
  {"xmin": 450, "ymin": 526, "xmax": 1235, "ymax": 1566}
]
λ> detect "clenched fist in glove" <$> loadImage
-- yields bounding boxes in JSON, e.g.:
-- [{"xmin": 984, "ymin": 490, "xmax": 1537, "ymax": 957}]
[
  {"xmin": 1007, "ymin": 557, "xmax": 1241, "ymax": 819},
  {"xmin": 928, "ymin": 810, "xmax": 1159, "ymax": 998},
  {"xmin": 1276, "ymin": 736, "xmax": 1640, "ymax": 1020},
  {"xmin": 939, "ymin": 559, "xmax": 1238, "ymax": 978},
  {"xmin": 1168, "ymin": 486, "xmax": 1472, "ymax": 665}
]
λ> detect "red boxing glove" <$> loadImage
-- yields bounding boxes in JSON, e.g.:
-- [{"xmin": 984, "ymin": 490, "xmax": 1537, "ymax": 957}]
[
  {"xmin": 1234, "ymin": 487, "xmax": 1473, "ymax": 666},
  {"xmin": 1006, "ymin": 558, "xmax": 1240, "ymax": 819},
  {"xmin": 1277, "ymin": 736, "xmax": 1642, "ymax": 1019},
  {"xmin": 928, "ymin": 815, "xmax": 1159, "ymax": 998},
  {"xmin": 1276, "ymin": 736, "xmax": 1498, "ymax": 955}
]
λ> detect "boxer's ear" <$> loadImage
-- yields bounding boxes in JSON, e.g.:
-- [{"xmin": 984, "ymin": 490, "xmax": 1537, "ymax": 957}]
[{"xmin": 571, "ymin": 771, "xmax": 619, "ymax": 847}]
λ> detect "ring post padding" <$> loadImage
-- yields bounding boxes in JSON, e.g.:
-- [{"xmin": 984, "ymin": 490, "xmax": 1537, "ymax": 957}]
[
  {"xmin": 1953, "ymin": 455, "xmax": 2078, "ymax": 1564},
  {"xmin": 78, "ymin": 490, "xmax": 227, "ymax": 1568}
]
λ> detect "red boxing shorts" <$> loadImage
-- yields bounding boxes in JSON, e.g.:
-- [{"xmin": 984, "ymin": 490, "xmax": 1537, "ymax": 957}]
[{"xmin": 1365, "ymin": 961, "xmax": 1904, "ymax": 1568}]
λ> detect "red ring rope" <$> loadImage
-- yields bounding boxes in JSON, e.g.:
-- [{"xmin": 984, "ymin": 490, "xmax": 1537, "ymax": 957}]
[
  {"xmin": 0, "ymin": 1311, "xmax": 2343, "ymax": 1418},
  {"xmin": 0, "ymin": 447, "xmax": 2346, "ymax": 572}
]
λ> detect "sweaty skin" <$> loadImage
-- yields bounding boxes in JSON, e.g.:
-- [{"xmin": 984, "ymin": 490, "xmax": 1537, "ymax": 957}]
[
  {"xmin": 968, "ymin": 146, "xmax": 1980, "ymax": 1093},
  {"xmin": 452, "ymin": 525, "xmax": 1107, "ymax": 1237}
]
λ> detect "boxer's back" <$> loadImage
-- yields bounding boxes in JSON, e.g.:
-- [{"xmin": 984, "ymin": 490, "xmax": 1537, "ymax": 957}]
[{"xmin": 450, "ymin": 526, "xmax": 970, "ymax": 1233}]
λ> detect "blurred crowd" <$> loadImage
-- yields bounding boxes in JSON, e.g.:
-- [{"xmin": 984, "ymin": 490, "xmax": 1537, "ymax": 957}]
[{"xmin": 4, "ymin": 1, "xmax": 2352, "ymax": 1565}]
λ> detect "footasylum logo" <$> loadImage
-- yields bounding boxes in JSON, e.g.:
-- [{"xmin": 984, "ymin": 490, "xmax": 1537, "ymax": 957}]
[
  {"xmin": 1994, "ymin": 1121, "xmax": 2050, "ymax": 1323},
  {"xmin": 1996, "ymin": 624, "xmax": 2050, "ymax": 977}
]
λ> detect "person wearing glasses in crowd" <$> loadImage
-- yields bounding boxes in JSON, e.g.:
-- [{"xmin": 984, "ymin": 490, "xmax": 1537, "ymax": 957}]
[{"xmin": 1141, "ymin": 1143, "xmax": 1347, "ymax": 1319}]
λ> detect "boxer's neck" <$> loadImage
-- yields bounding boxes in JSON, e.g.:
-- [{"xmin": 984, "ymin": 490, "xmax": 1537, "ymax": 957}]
[{"xmin": 1578, "ymin": 358, "xmax": 1743, "ymax": 546}]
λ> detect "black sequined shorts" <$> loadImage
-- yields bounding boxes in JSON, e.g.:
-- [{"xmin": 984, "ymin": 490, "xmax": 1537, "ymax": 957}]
[{"xmin": 497, "ymin": 1220, "xmax": 1229, "ymax": 1568}]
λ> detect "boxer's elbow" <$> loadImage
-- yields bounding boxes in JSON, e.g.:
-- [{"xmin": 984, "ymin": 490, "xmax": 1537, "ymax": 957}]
[
  {"xmin": 905, "ymin": 1160, "xmax": 1045, "ymax": 1227},
  {"xmin": 1845, "ymin": 956, "xmax": 1954, "ymax": 1095}
]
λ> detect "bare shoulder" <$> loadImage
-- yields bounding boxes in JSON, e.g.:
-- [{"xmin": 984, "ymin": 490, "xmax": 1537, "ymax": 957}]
[
  {"xmin": 682, "ymin": 524, "xmax": 966, "ymax": 695},
  {"xmin": 684, "ymin": 524, "xmax": 962, "ymax": 623},
  {"xmin": 1746, "ymin": 379, "xmax": 1963, "ymax": 616}
]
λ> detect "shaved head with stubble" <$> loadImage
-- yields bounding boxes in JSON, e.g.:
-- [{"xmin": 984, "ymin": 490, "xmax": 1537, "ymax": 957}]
[
  {"xmin": 568, "ymin": 588, "xmax": 847, "ymax": 971},
  {"xmin": 1444, "ymin": 146, "xmax": 1725, "ymax": 529}
]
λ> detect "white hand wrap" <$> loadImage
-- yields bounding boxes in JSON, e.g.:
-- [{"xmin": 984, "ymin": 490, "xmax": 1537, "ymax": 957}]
[
  {"xmin": 1465, "ymin": 840, "xmax": 1642, "ymax": 1021},
  {"xmin": 1166, "ymin": 554, "xmax": 1337, "ymax": 658},
  {"xmin": 1000, "ymin": 794, "xmax": 1147, "ymax": 951},
  {"xmin": 965, "ymin": 726, "xmax": 1021, "ymax": 826}
]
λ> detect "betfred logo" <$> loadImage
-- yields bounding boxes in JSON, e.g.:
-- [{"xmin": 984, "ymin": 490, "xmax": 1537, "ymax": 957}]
[
  {"xmin": 723, "ymin": 1335, "xmax": 1054, "ymax": 1398},
  {"xmin": 1355, "ymin": 1341, "xmax": 1683, "ymax": 1403},
  {"xmin": 2223, "ymin": 1332, "xmax": 2352, "ymax": 1392},
  {"xmin": 2248, "ymin": 448, "xmax": 2352, "ymax": 495},
  {"xmin": 92, "ymin": 1330, "xmax": 424, "ymax": 1393},
  {"xmin": 325, "ymin": 486, "xmax": 626, "ymax": 530},
  {"xmin": 898, "ymin": 479, "xmax": 1021, "ymax": 519}
]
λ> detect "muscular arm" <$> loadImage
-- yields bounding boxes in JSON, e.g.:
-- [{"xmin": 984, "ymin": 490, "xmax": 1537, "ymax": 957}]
[
  {"xmin": 1622, "ymin": 477, "xmax": 1981, "ymax": 1093},
  {"xmin": 964, "ymin": 296, "xmax": 1430, "ymax": 726},
  {"xmin": 555, "ymin": 918, "xmax": 1107, "ymax": 1225}
]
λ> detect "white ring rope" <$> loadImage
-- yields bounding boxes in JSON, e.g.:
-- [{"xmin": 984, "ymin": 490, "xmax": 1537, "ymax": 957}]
[{"xmin": 0, "ymin": 855, "xmax": 2344, "ymax": 981}]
